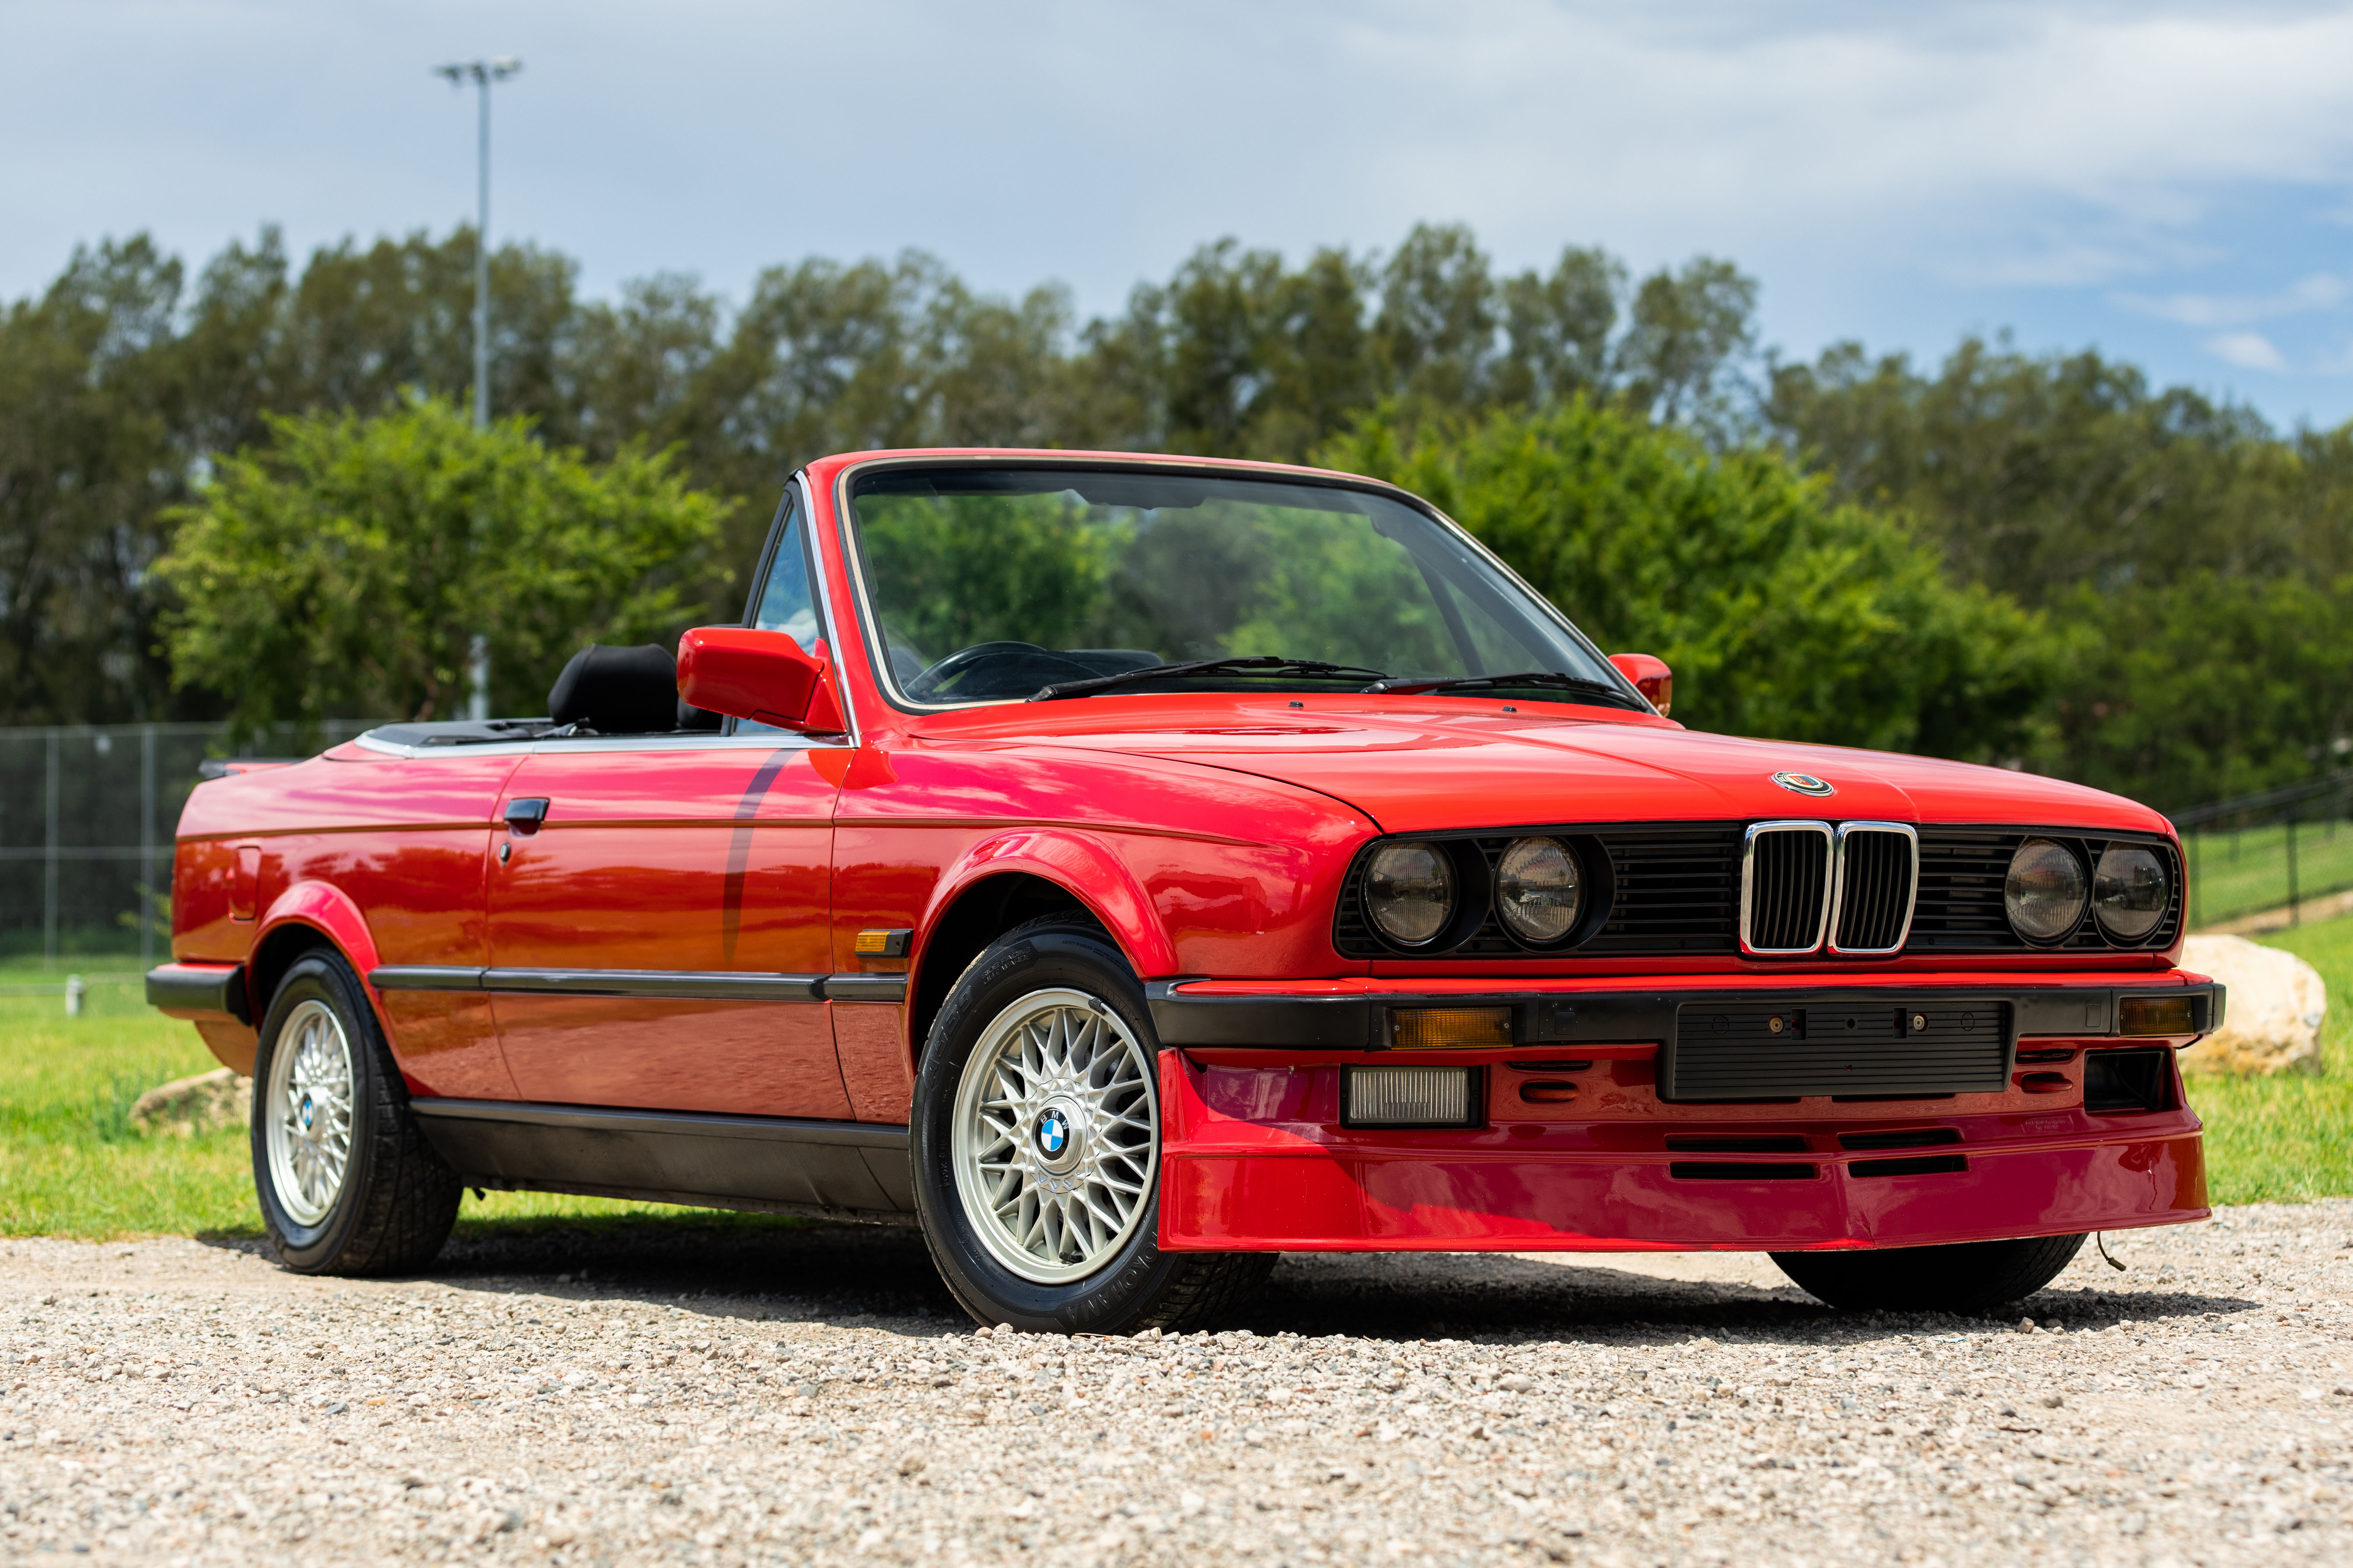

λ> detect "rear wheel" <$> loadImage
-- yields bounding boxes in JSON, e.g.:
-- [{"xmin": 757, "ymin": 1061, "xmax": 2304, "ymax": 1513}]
[
  {"xmin": 1770, "ymin": 1233, "xmax": 2087, "ymax": 1314},
  {"xmin": 251, "ymin": 951, "xmax": 462, "ymax": 1275},
  {"xmin": 911, "ymin": 918, "xmax": 1273, "ymax": 1331}
]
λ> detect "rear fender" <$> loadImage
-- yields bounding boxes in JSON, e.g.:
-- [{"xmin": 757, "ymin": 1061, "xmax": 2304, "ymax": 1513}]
[{"xmin": 252, "ymin": 880, "xmax": 386, "ymax": 1031}]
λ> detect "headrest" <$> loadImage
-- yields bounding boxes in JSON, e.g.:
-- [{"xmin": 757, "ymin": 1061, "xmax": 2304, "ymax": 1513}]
[{"xmin": 546, "ymin": 644, "xmax": 678, "ymax": 733}]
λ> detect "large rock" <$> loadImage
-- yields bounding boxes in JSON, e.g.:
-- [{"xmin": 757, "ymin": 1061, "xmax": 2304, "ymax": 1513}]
[
  {"xmin": 128, "ymin": 1066, "xmax": 252, "ymax": 1136},
  {"xmin": 2179, "ymin": 934, "xmax": 2328, "ymax": 1076}
]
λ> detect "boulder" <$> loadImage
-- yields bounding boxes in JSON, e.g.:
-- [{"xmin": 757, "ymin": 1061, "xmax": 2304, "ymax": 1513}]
[
  {"xmin": 128, "ymin": 1066, "xmax": 252, "ymax": 1136},
  {"xmin": 2179, "ymin": 934, "xmax": 2328, "ymax": 1076}
]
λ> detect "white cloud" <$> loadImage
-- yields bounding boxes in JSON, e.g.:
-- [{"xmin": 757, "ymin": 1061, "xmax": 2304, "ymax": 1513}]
[
  {"xmin": 2113, "ymin": 273, "xmax": 2348, "ymax": 326},
  {"xmin": 2206, "ymin": 331, "xmax": 2290, "ymax": 370}
]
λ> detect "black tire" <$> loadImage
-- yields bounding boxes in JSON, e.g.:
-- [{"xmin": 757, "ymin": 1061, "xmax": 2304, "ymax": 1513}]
[
  {"xmin": 250, "ymin": 950, "xmax": 462, "ymax": 1275},
  {"xmin": 910, "ymin": 917, "xmax": 1274, "ymax": 1332},
  {"xmin": 1770, "ymin": 1232, "xmax": 2088, "ymax": 1314}
]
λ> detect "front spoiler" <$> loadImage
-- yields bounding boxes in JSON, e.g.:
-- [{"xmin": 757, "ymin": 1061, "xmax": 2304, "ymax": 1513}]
[{"xmin": 1148, "ymin": 970, "xmax": 2216, "ymax": 1252}]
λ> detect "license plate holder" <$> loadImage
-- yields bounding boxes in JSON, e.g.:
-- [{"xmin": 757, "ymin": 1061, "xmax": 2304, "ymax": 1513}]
[{"xmin": 1662, "ymin": 997, "xmax": 2012, "ymax": 1102}]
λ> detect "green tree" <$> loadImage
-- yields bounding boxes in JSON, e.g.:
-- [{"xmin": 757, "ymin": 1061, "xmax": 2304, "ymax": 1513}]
[
  {"xmin": 152, "ymin": 397, "xmax": 730, "ymax": 738},
  {"xmin": 0, "ymin": 236, "xmax": 192, "ymax": 723},
  {"xmin": 2046, "ymin": 573, "xmax": 2353, "ymax": 805},
  {"xmin": 1326, "ymin": 397, "xmax": 2054, "ymax": 760}
]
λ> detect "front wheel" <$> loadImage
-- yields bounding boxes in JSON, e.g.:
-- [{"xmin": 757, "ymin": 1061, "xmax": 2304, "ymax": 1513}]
[
  {"xmin": 1770, "ymin": 1232, "xmax": 2087, "ymax": 1314},
  {"xmin": 251, "ymin": 951, "xmax": 462, "ymax": 1275},
  {"xmin": 911, "ymin": 919, "xmax": 1272, "ymax": 1331}
]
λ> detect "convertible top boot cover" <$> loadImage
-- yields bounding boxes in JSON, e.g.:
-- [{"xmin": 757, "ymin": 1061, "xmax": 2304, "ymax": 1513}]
[{"xmin": 547, "ymin": 644, "xmax": 681, "ymax": 733}]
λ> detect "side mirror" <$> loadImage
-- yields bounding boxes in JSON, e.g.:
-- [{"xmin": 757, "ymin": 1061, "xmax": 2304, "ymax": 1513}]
[
  {"xmin": 676, "ymin": 628, "xmax": 845, "ymax": 733},
  {"xmin": 1608, "ymin": 653, "xmax": 1673, "ymax": 717}
]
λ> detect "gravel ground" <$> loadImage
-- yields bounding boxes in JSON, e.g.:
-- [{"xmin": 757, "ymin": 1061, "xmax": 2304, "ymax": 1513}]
[{"xmin": 6, "ymin": 1204, "xmax": 2353, "ymax": 1566}]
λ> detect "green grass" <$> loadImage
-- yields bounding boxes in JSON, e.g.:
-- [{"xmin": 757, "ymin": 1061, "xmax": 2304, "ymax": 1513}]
[
  {"xmin": 0, "ymin": 969, "xmax": 792, "ymax": 1240},
  {"xmin": 4, "ymin": 927, "xmax": 2351, "ymax": 1236},
  {"xmin": 2182, "ymin": 818, "xmax": 2353, "ymax": 927},
  {"xmin": 2184, "ymin": 912, "xmax": 2353, "ymax": 1205}
]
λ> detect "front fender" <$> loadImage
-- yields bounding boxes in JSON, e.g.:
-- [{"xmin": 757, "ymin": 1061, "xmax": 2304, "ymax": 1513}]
[{"xmin": 923, "ymin": 829, "xmax": 1180, "ymax": 977}]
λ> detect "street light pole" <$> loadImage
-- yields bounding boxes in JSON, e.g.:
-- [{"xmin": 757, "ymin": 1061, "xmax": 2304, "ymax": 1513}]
[
  {"xmin": 434, "ymin": 56, "xmax": 520, "ymax": 722},
  {"xmin": 433, "ymin": 57, "xmax": 521, "ymax": 432}
]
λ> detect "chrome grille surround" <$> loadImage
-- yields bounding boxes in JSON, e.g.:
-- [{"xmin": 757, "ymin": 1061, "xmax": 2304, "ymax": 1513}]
[
  {"xmin": 1738, "ymin": 821, "xmax": 1834, "ymax": 955},
  {"xmin": 1829, "ymin": 821, "xmax": 1921, "ymax": 955}
]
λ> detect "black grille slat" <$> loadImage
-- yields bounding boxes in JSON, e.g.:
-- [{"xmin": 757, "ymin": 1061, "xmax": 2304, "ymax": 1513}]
[
  {"xmin": 1745, "ymin": 828, "xmax": 1829, "ymax": 951},
  {"xmin": 1834, "ymin": 829, "xmax": 1915, "ymax": 951}
]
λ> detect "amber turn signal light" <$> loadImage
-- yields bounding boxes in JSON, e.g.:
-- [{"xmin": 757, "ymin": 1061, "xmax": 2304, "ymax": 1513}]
[
  {"xmin": 1517, "ymin": 1081, "xmax": 1580, "ymax": 1105},
  {"xmin": 1391, "ymin": 1006, "xmax": 1513, "ymax": 1050},
  {"xmin": 2119, "ymin": 996, "xmax": 2195, "ymax": 1036},
  {"xmin": 854, "ymin": 929, "xmax": 911, "ymax": 958}
]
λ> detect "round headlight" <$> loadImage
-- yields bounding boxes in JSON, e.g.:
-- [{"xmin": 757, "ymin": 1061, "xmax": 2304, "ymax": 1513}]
[
  {"xmin": 2004, "ymin": 838, "xmax": 2088, "ymax": 942},
  {"xmin": 1496, "ymin": 836, "xmax": 1584, "ymax": 944},
  {"xmin": 2093, "ymin": 845, "xmax": 2170, "ymax": 943},
  {"xmin": 1365, "ymin": 840, "xmax": 1456, "ymax": 947}
]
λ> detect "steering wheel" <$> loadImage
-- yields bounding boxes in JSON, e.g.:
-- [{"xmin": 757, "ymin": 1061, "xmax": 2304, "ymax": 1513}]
[{"xmin": 904, "ymin": 641, "xmax": 1101, "ymax": 702}]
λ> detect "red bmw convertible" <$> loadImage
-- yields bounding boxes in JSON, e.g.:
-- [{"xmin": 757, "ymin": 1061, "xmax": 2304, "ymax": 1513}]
[{"xmin": 147, "ymin": 449, "xmax": 2218, "ymax": 1330}]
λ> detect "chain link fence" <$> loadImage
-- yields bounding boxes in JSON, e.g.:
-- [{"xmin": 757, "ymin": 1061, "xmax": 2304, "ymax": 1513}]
[{"xmin": 0, "ymin": 722, "xmax": 379, "ymax": 968}]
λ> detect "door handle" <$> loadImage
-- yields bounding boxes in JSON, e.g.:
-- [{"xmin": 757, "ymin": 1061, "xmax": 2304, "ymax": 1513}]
[{"xmin": 503, "ymin": 798, "xmax": 551, "ymax": 835}]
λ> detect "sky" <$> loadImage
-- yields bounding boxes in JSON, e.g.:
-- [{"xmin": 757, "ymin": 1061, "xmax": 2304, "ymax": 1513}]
[{"xmin": 11, "ymin": 0, "xmax": 2353, "ymax": 427}]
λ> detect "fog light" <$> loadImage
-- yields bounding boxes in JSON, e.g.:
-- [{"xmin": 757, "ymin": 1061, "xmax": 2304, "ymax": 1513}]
[
  {"xmin": 1391, "ymin": 1006, "xmax": 1512, "ymax": 1050},
  {"xmin": 2119, "ymin": 996, "xmax": 2195, "ymax": 1036},
  {"xmin": 1343, "ymin": 1065, "xmax": 1478, "ymax": 1127}
]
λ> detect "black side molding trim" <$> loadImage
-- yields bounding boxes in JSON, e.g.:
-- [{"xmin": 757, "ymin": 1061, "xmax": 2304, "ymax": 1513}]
[
  {"xmin": 823, "ymin": 973, "xmax": 910, "ymax": 1003},
  {"xmin": 408, "ymin": 1099, "xmax": 914, "ymax": 1221},
  {"xmin": 370, "ymin": 966, "xmax": 486, "ymax": 992},
  {"xmin": 145, "ymin": 962, "xmax": 251, "ymax": 1025},
  {"xmin": 369, "ymin": 967, "xmax": 828, "ymax": 1001}
]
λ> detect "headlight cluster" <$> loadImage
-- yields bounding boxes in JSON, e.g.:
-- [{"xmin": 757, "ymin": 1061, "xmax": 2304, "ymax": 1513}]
[
  {"xmin": 2002, "ymin": 838, "xmax": 2171, "ymax": 944},
  {"xmin": 1364, "ymin": 836, "xmax": 1585, "ymax": 950}
]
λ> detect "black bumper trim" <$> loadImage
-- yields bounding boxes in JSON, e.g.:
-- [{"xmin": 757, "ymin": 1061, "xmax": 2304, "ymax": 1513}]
[
  {"xmin": 145, "ymin": 962, "xmax": 251, "ymax": 1025},
  {"xmin": 1144, "ymin": 980, "xmax": 2224, "ymax": 1051}
]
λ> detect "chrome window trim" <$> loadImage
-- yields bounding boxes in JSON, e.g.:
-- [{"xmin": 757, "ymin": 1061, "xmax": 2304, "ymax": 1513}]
[
  {"xmin": 728, "ymin": 471, "xmax": 862, "ymax": 749},
  {"xmin": 1828, "ymin": 821, "xmax": 1921, "ymax": 956},
  {"xmin": 825, "ymin": 453, "xmax": 1647, "ymax": 718},
  {"xmin": 1738, "ymin": 819, "xmax": 1834, "ymax": 956},
  {"xmin": 351, "ymin": 732, "xmax": 827, "ymax": 761}
]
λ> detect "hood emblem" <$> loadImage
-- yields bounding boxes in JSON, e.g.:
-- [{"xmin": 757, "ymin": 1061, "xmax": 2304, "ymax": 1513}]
[{"xmin": 1772, "ymin": 771, "xmax": 1834, "ymax": 797}]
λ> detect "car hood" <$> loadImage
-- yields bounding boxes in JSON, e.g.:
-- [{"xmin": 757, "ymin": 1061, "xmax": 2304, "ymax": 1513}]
[{"xmin": 959, "ymin": 704, "xmax": 2171, "ymax": 837}]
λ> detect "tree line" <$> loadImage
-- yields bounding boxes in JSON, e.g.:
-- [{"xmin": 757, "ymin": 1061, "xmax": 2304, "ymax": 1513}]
[{"xmin": 5, "ymin": 221, "xmax": 2348, "ymax": 806}]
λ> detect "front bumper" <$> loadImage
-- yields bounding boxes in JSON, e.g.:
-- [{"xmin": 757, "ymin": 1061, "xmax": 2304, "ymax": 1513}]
[{"xmin": 1148, "ymin": 971, "xmax": 2216, "ymax": 1253}]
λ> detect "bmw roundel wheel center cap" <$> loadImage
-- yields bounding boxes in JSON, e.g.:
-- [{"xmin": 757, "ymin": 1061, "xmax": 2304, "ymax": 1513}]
[{"xmin": 1030, "ymin": 1097, "xmax": 1087, "ymax": 1177}]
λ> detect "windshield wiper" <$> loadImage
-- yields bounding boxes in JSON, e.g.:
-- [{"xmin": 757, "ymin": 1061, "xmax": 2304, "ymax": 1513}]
[
  {"xmin": 1030, "ymin": 656, "xmax": 1391, "ymax": 702},
  {"xmin": 1358, "ymin": 670, "xmax": 1646, "ymax": 710}
]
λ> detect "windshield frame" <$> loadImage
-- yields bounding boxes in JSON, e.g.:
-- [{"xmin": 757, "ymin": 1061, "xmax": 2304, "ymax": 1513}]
[{"xmin": 827, "ymin": 454, "xmax": 1649, "ymax": 719}]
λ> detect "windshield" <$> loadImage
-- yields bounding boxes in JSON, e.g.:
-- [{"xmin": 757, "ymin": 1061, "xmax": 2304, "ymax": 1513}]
[{"xmin": 843, "ymin": 466, "xmax": 1630, "ymax": 709}]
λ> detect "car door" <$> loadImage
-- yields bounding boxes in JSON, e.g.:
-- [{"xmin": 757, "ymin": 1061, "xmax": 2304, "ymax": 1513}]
[
  {"xmin": 484, "ymin": 498, "xmax": 853, "ymax": 1118},
  {"xmin": 485, "ymin": 735, "xmax": 850, "ymax": 1116}
]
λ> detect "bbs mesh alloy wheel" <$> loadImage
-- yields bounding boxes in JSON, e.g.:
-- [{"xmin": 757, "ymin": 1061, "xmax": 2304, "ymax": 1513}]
[
  {"xmin": 910, "ymin": 917, "xmax": 1273, "ymax": 1331},
  {"xmin": 250, "ymin": 950, "xmax": 462, "ymax": 1275}
]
